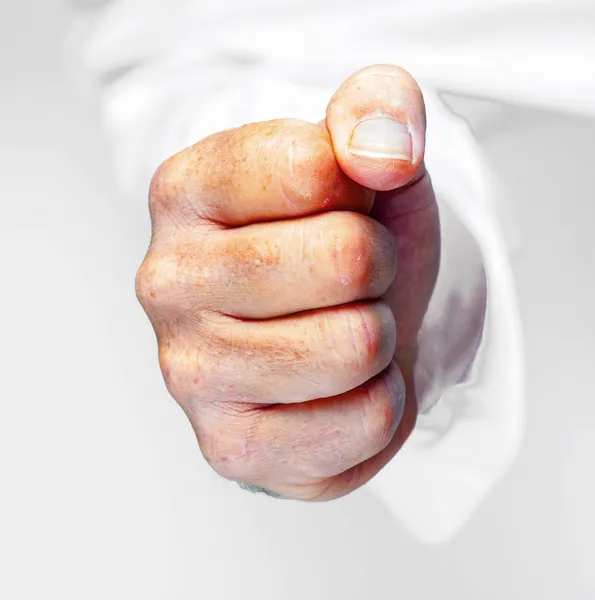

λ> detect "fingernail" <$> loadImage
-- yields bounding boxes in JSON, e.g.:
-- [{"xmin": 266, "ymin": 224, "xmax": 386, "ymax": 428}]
[{"xmin": 349, "ymin": 117, "xmax": 413, "ymax": 161}]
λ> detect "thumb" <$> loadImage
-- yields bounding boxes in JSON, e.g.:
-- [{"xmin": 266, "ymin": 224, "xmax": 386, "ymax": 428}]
[{"xmin": 326, "ymin": 64, "xmax": 426, "ymax": 192}]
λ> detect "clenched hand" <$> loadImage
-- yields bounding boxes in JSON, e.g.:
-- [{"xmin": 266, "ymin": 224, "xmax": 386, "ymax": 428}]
[{"xmin": 136, "ymin": 64, "xmax": 440, "ymax": 501}]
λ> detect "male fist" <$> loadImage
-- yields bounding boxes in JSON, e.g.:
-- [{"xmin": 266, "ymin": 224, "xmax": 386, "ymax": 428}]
[{"xmin": 136, "ymin": 64, "xmax": 440, "ymax": 501}]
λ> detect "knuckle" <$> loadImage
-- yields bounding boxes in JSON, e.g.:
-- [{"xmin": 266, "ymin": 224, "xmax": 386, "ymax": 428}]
[
  {"xmin": 198, "ymin": 410, "xmax": 259, "ymax": 481},
  {"xmin": 135, "ymin": 251, "xmax": 180, "ymax": 313},
  {"xmin": 149, "ymin": 145, "xmax": 217, "ymax": 227},
  {"xmin": 157, "ymin": 342, "xmax": 190, "ymax": 400},
  {"xmin": 282, "ymin": 123, "xmax": 337, "ymax": 208},
  {"xmin": 157, "ymin": 344, "xmax": 176, "ymax": 390},
  {"xmin": 362, "ymin": 380, "xmax": 399, "ymax": 452},
  {"xmin": 149, "ymin": 154, "xmax": 180, "ymax": 216},
  {"xmin": 202, "ymin": 442, "xmax": 245, "ymax": 480},
  {"xmin": 158, "ymin": 340, "xmax": 218, "ymax": 407},
  {"xmin": 135, "ymin": 254, "xmax": 159, "ymax": 309},
  {"xmin": 330, "ymin": 213, "xmax": 396, "ymax": 295},
  {"xmin": 148, "ymin": 150, "xmax": 205, "ymax": 227},
  {"xmin": 136, "ymin": 247, "xmax": 210, "ymax": 315},
  {"xmin": 157, "ymin": 343, "xmax": 174, "ymax": 374},
  {"xmin": 346, "ymin": 305, "xmax": 390, "ymax": 372}
]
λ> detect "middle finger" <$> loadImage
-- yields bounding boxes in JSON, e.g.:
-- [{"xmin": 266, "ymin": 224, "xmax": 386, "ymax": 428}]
[{"xmin": 170, "ymin": 210, "xmax": 398, "ymax": 319}]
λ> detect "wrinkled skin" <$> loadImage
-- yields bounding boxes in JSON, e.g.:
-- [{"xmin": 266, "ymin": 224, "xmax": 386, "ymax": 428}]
[{"xmin": 136, "ymin": 64, "xmax": 440, "ymax": 501}]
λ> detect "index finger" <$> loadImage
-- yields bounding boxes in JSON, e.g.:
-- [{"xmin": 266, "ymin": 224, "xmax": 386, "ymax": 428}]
[{"xmin": 149, "ymin": 119, "xmax": 375, "ymax": 228}]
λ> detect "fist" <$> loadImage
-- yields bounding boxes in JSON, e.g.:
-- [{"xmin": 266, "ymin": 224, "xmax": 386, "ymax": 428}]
[{"xmin": 136, "ymin": 65, "xmax": 440, "ymax": 501}]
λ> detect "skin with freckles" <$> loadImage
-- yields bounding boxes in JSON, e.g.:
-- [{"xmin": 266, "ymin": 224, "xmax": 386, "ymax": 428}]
[{"xmin": 136, "ymin": 64, "xmax": 440, "ymax": 501}]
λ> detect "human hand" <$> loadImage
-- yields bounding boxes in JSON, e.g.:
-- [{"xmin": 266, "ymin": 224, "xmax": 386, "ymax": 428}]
[{"xmin": 136, "ymin": 64, "xmax": 440, "ymax": 501}]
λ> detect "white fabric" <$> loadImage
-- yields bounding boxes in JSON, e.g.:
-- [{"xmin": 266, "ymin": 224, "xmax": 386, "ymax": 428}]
[{"xmin": 66, "ymin": 0, "xmax": 593, "ymax": 543}]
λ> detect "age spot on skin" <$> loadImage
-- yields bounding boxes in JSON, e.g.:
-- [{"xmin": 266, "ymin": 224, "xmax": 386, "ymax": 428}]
[{"xmin": 222, "ymin": 238, "xmax": 281, "ymax": 277}]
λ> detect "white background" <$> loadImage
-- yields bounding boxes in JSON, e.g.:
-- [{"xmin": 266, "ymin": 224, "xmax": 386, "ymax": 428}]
[{"xmin": 1, "ymin": 1, "xmax": 595, "ymax": 598}]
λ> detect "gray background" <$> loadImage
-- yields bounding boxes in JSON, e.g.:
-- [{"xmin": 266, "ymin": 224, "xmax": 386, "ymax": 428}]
[{"xmin": 1, "ymin": 1, "xmax": 594, "ymax": 598}]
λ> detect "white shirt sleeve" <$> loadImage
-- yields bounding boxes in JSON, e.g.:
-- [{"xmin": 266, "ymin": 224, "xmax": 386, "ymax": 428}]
[
  {"xmin": 65, "ymin": 0, "xmax": 545, "ymax": 543},
  {"xmin": 365, "ymin": 92, "xmax": 524, "ymax": 543}
]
